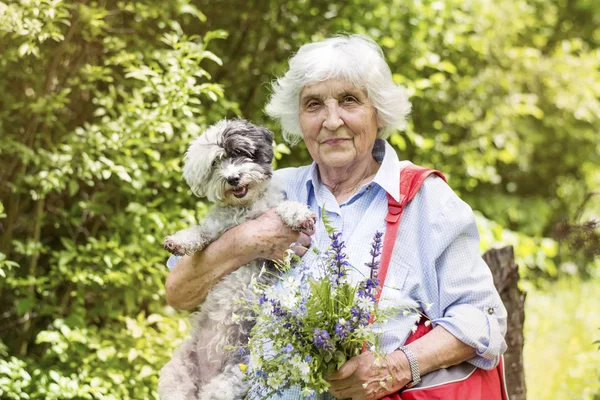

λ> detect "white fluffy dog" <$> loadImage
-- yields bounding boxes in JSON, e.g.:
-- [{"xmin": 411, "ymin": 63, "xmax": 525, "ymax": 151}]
[{"xmin": 158, "ymin": 119, "xmax": 315, "ymax": 400}]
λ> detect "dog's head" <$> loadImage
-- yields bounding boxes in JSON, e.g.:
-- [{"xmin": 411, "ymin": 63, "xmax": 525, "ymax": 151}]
[{"xmin": 183, "ymin": 119, "xmax": 274, "ymax": 206}]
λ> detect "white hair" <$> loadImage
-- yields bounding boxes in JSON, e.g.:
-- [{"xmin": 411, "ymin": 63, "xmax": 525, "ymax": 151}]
[{"xmin": 265, "ymin": 34, "xmax": 412, "ymax": 145}]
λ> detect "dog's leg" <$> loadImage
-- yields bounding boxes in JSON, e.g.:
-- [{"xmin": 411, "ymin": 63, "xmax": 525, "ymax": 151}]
[
  {"xmin": 158, "ymin": 334, "xmax": 203, "ymax": 400},
  {"xmin": 275, "ymin": 201, "xmax": 316, "ymax": 233},
  {"xmin": 163, "ymin": 224, "xmax": 217, "ymax": 256}
]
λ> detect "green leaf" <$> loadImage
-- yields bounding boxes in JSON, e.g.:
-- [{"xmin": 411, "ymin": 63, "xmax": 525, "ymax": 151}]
[
  {"xmin": 321, "ymin": 206, "xmax": 335, "ymax": 235},
  {"xmin": 16, "ymin": 298, "xmax": 34, "ymax": 316}
]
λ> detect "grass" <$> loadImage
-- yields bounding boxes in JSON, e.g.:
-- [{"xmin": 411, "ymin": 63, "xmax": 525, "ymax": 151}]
[{"xmin": 524, "ymin": 277, "xmax": 600, "ymax": 400}]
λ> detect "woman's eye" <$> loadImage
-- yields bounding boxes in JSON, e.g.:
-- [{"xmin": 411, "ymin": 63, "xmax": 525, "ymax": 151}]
[
  {"xmin": 343, "ymin": 95, "xmax": 357, "ymax": 103},
  {"xmin": 306, "ymin": 101, "xmax": 320, "ymax": 109}
]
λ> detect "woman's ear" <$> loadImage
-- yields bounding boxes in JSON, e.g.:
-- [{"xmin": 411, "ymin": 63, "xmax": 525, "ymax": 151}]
[{"xmin": 376, "ymin": 111, "xmax": 385, "ymax": 131}]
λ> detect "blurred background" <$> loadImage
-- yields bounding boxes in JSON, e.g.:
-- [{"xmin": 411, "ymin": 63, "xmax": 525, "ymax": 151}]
[{"xmin": 0, "ymin": 0, "xmax": 599, "ymax": 398}]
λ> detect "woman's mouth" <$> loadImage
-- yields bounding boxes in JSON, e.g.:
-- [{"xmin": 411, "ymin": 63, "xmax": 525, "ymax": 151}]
[
  {"xmin": 323, "ymin": 138, "xmax": 350, "ymax": 146},
  {"xmin": 232, "ymin": 185, "xmax": 248, "ymax": 198}
]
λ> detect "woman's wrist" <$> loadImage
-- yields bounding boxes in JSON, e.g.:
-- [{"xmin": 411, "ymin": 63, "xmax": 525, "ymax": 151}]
[
  {"xmin": 387, "ymin": 350, "xmax": 413, "ymax": 389},
  {"xmin": 234, "ymin": 219, "xmax": 265, "ymax": 260}
]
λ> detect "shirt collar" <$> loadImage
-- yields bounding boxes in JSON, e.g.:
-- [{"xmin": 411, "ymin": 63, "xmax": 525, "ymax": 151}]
[{"xmin": 305, "ymin": 139, "xmax": 406, "ymax": 203}]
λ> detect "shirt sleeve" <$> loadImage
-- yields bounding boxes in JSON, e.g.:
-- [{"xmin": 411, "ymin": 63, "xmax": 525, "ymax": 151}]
[
  {"xmin": 166, "ymin": 255, "xmax": 182, "ymax": 271},
  {"xmin": 428, "ymin": 193, "xmax": 508, "ymax": 370}
]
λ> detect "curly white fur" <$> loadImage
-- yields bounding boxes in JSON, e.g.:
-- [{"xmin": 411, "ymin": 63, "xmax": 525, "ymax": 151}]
[{"xmin": 159, "ymin": 120, "xmax": 315, "ymax": 400}]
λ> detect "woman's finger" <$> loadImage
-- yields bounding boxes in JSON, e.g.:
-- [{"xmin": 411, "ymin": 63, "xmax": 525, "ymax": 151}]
[
  {"xmin": 291, "ymin": 244, "xmax": 309, "ymax": 257},
  {"xmin": 296, "ymin": 232, "xmax": 312, "ymax": 248}
]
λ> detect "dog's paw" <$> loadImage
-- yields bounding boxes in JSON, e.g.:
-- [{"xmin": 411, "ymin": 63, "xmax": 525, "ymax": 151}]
[
  {"xmin": 275, "ymin": 201, "xmax": 316, "ymax": 232},
  {"xmin": 163, "ymin": 236, "xmax": 186, "ymax": 256}
]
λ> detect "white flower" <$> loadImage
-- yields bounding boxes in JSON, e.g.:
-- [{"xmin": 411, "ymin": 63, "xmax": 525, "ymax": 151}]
[
  {"xmin": 261, "ymin": 302, "xmax": 274, "ymax": 315},
  {"xmin": 280, "ymin": 293, "xmax": 300, "ymax": 309},
  {"xmin": 285, "ymin": 275, "xmax": 301, "ymax": 288},
  {"xmin": 297, "ymin": 361, "xmax": 310, "ymax": 377},
  {"xmin": 373, "ymin": 355, "xmax": 382, "ymax": 367},
  {"xmin": 410, "ymin": 324, "xmax": 418, "ymax": 333},
  {"xmin": 354, "ymin": 324, "xmax": 371, "ymax": 338},
  {"xmin": 356, "ymin": 295, "xmax": 374, "ymax": 311},
  {"xmin": 425, "ymin": 302, "xmax": 433, "ymax": 311},
  {"xmin": 267, "ymin": 375, "xmax": 280, "ymax": 389},
  {"xmin": 250, "ymin": 352, "xmax": 262, "ymax": 370},
  {"xmin": 264, "ymin": 286, "xmax": 277, "ymax": 300},
  {"xmin": 424, "ymin": 320, "xmax": 431, "ymax": 327}
]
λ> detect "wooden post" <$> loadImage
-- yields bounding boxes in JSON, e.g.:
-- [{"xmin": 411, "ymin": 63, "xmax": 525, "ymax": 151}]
[{"xmin": 483, "ymin": 246, "xmax": 527, "ymax": 400}]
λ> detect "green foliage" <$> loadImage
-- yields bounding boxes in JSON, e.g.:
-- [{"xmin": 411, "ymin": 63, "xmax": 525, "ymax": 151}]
[
  {"xmin": 0, "ymin": 0, "xmax": 220, "ymax": 397},
  {"xmin": 0, "ymin": 0, "xmax": 598, "ymax": 398},
  {"xmin": 524, "ymin": 278, "xmax": 600, "ymax": 399}
]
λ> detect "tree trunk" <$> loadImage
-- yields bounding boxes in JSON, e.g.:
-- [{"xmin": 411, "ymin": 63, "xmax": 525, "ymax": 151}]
[{"xmin": 483, "ymin": 246, "xmax": 527, "ymax": 400}]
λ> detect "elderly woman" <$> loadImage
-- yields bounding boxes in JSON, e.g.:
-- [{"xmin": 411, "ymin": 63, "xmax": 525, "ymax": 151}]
[{"xmin": 166, "ymin": 35, "xmax": 507, "ymax": 399}]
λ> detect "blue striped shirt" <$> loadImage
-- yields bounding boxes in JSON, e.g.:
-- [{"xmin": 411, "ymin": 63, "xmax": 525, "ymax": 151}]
[{"xmin": 168, "ymin": 139, "xmax": 507, "ymax": 399}]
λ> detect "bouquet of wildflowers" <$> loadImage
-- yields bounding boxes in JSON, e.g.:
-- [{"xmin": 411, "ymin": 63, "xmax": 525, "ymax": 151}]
[{"xmin": 241, "ymin": 215, "xmax": 396, "ymax": 398}]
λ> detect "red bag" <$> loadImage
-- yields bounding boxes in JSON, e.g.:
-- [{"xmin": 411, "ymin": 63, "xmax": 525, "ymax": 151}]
[{"xmin": 375, "ymin": 165, "xmax": 509, "ymax": 400}]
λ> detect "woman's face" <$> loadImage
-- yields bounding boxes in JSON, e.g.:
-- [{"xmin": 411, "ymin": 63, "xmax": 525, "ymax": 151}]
[{"xmin": 298, "ymin": 79, "xmax": 382, "ymax": 172}]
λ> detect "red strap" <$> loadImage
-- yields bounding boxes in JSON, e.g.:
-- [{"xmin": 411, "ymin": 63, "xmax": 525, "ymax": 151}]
[
  {"xmin": 373, "ymin": 167, "xmax": 508, "ymax": 400},
  {"xmin": 375, "ymin": 165, "xmax": 446, "ymax": 303}
]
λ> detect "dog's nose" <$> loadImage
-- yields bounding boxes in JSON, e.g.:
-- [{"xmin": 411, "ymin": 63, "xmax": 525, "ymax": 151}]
[{"xmin": 227, "ymin": 176, "xmax": 240, "ymax": 186}]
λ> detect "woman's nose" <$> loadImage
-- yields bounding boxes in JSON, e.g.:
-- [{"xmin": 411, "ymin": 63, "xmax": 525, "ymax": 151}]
[{"xmin": 322, "ymin": 103, "xmax": 344, "ymax": 131}]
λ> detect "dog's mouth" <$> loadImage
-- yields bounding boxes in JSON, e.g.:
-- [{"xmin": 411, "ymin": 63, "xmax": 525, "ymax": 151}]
[{"xmin": 232, "ymin": 185, "xmax": 248, "ymax": 198}]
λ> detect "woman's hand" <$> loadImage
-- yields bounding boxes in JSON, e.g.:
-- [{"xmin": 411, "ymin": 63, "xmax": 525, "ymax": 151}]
[
  {"xmin": 327, "ymin": 351, "xmax": 411, "ymax": 400},
  {"xmin": 246, "ymin": 208, "xmax": 314, "ymax": 260}
]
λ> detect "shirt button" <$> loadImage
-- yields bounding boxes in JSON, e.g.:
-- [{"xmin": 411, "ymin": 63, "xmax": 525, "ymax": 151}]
[{"xmin": 487, "ymin": 307, "xmax": 494, "ymax": 315}]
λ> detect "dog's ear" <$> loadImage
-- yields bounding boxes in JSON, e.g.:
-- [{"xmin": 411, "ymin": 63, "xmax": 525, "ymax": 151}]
[
  {"xmin": 222, "ymin": 120, "xmax": 274, "ymax": 163},
  {"xmin": 252, "ymin": 126, "xmax": 274, "ymax": 164},
  {"xmin": 256, "ymin": 125, "xmax": 273, "ymax": 144},
  {"xmin": 183, "ymin": 134, "xmax": 223, "ymax": 198}
]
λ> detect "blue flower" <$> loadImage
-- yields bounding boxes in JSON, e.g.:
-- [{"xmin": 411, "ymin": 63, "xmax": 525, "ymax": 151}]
[
  {"xmin": 329, "ymin": 232, "xmax": 350, "ymax": 283},
  {"xmin": 304, "ymin": 355, "xmax": 313, "ymax": 363},
  {"xmin": 270, "ymin": 299, "xmax": 286, "ymax": 317},
  {"xmin": 350, "ymin": 307, "xmax": 370, "ymax": 327},
  {"xmin": 258, "ymin": 293, "xmax": 267, "ymax": 305},
  {"xmin": 312, "ymin": 329, "xmax": 333, "ymax": 350},
  {"xmin": 366, "ymin": 231, "xmax": 383, "ymax": 279},
  {"xmin": 283, "ymin": 344, "xmax": 294, "ymax": 353},
  {"xmin": 334, "ymin": 318, "xmax": 353, "ymax": 340}
]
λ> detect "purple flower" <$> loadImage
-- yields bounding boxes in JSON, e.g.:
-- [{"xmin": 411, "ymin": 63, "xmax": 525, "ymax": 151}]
[
  {"xmin": 334, "ymin": 319, "xmax": 353, "ymax": 340},
  {"xmin": 350, "ymin": 307, "xmax": 370, "ymax": 327},
  {"xmin": 304, "ymin": 355, "xmax": 313, "ymax": 363},
  {"xmin": 236, "ymin": 347, "xmax": 248, "ymax": 355},
  {"xmin": 366, "ymin": 231, "xmax": 383, "ymax": 279},
  {"xmin": 270, "ymin": 299, "xmax": 286, "ymax": 317},
  {"xmin": 329, "ymin": 232, "xmax": 350, "ymax": 283},
  {"xmin": 357, "ymin": 278, "xmax": 379, "ymax": 301},
  {"xmin": 258, "ymin": 293, "xmax": 267, "ymax": 305},
  {"xmin": 283, "ymin": 344, "xmax": 294, "ymax": 353},
  {"xmin": 312, "ymin": 329, "xmax": 333, "ymax": 350}
]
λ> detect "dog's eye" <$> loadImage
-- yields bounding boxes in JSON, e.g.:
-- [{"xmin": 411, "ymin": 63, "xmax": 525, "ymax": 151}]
[{"xmin": 211, "ymin": 159, "xmax": 218, "ymax": 167}]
